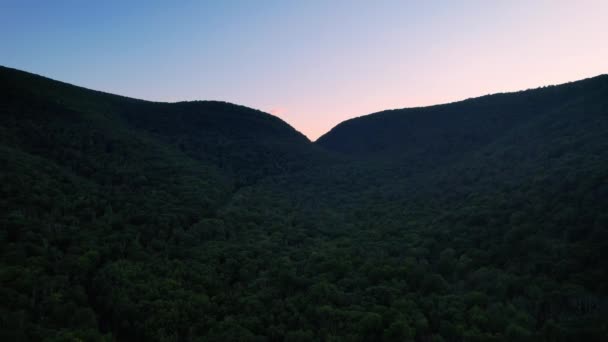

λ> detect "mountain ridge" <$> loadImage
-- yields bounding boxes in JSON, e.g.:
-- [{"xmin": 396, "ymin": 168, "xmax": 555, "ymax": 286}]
[
  {"xmin": 316, "ymin": 73, "xmax": 608, "ymax": 161},
  {"xmin": 0, "ymin": 65, "xmax": 311, "ymax": 142},
  {"xmin": 1, "ymin": 65, "xmax": 607, "ymax": 341},
  {"xmin": 5, "ymin": 64, "xmax": 606, "ymax": 144},
  {"xmin": 317, "ymin": 73, "xmax": 608, "ymax": 142}
]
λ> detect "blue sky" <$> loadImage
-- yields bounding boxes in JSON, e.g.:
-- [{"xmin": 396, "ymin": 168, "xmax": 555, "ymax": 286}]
[{"xmin": 2, "ymin": 1, "xmax": 607, "ymax": 139}]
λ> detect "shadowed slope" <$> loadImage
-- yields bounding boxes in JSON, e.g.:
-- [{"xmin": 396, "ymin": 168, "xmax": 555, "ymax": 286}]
[
  {"xmin": 2, "ymin": 66, "xmax": 608, "ymax": 341},
  {"xmin": 317, "ymin": 75, "xmax": 608, "ymax": 165}
]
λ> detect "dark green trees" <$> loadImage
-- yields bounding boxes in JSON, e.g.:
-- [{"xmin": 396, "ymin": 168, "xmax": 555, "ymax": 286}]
[{"xmin": 1, "ymin": 66, "xmax": 607, "ymax": 340}]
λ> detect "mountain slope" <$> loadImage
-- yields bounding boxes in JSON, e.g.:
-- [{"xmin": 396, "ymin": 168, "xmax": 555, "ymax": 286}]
[
  {"xmin": 317, "ymin": 75, "xmax": 608, "ymax": 165},
  {"xmin": 0, "ymin": 66, "xmax": 328, "ymax": 341},
  {"xmin": 0, "ymin": 66, "xmax": 324, "ymax": 186},
  {"xmin": 1, "ymin": 66, "xmax": 607, "ymax": 341}
]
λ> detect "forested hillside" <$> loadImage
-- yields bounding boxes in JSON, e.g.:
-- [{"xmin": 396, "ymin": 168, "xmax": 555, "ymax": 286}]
[
  {"xmin": 318, "ymin": 76, "xmax": 608, "ymax": 165},
  {"xmin": 1, "ymin": 66, "xmax": 607, "ymax": 341}
]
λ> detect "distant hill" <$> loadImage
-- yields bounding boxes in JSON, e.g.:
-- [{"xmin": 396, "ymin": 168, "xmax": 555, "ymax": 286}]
[
  {"xmin": 317, "ymin": 75, "xmax": 608, "ymax": 165},
  {"xmin": 0, "ymin": 66, "xmax": 324, "ymax": 186},
  {"xmin": 1, "ymin": 66, "xmax": 607, "ymax": 341}
]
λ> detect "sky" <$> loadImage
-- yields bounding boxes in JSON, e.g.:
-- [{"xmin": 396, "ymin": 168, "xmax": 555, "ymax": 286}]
[{"xmin": 1, "ymin": 0, "xmax": 607, "ymax": 140}]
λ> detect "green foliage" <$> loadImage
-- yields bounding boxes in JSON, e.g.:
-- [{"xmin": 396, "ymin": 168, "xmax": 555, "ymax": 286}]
[{"xmin": 1, "ymin": 66, "xmax": 607, "ymax": 341}]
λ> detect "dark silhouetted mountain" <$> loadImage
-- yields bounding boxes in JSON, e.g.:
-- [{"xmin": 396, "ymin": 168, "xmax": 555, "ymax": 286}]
[
  {"xmin": 0, "ymin": 66, "xmax": 325, "ymax": 187},
  {"xmin": 1, "ymin": 66, "xmax": 607, "ymax": 341},
  {"xmin": 317, "ymin": 75, "xmax": 608, "ymax": 165}
]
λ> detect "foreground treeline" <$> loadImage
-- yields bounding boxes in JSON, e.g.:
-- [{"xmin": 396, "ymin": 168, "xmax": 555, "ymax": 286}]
[{"xmin": 1, "ymin": 66, "xmax": 607, "ymax": 341}]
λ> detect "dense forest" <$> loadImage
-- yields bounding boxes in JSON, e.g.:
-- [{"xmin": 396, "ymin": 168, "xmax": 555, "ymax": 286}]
[{"xmin": 1, "ymin": 65, "xmax": 607, "ymax": 341}]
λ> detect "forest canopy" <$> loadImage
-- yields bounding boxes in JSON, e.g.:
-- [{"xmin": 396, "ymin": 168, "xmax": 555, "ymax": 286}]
[{"xmin": 1, "ymin": 66, "xmax": 607, "ymax": 341}]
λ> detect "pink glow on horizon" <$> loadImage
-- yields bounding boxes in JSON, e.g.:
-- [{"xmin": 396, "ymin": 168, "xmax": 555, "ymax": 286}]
[
  {"xmin": 260, "ymin": 2, "xmax": 608, "ymax": 140},
  {"xmin": 5, "ymin": 1, "xmax": 605, "ymax": 141},
  {"xmin": 269, "ymin": 107, "xmax": 287, "ymax": 117}
]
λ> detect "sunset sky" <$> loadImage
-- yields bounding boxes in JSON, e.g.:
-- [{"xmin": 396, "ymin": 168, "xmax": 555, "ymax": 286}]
[{"xmin": 2, "ymin": 0, "xmax": 607, "ymax": 140}]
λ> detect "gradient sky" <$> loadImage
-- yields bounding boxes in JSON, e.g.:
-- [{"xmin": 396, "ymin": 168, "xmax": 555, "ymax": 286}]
[{"xmin": 1, "ymin": 0, "xmax": 607, "ymax": 140}]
